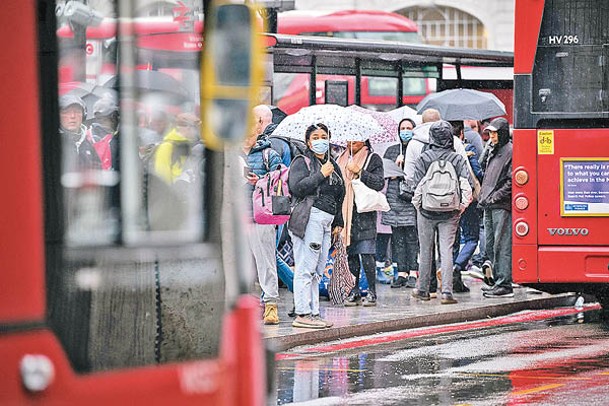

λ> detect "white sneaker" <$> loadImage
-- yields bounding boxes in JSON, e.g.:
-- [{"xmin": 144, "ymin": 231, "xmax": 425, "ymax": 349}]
[{"xmin": 468, "ymin": 265, "xmax": 485, "ymax": 280}]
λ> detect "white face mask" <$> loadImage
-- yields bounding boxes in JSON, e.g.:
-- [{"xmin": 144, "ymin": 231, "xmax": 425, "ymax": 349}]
[{"xmin": 310, "ymin": 139, "xmax": 329, "ymax": 154}]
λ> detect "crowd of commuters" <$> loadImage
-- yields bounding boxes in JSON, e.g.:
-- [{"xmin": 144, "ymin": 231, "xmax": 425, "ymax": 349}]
[{"xmin": 243, "ymin": 104, "xmax": 514, "ymax": 329}]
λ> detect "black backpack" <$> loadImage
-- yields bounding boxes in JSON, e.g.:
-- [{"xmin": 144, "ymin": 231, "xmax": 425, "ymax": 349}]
[{"xmin": 270, "ymin": 135, "xmax": 308, "ymax": 161}]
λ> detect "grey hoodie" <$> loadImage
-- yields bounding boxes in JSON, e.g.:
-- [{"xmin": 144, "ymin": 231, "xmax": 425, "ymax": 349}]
[{"xmin": 411, "ymin": 120, "xmax": 473, "ymax": 219}]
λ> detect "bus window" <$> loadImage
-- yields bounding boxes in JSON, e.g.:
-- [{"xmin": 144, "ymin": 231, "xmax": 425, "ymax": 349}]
[{"xmin": 52, "ymin": 0, "xmax": 222, "ymax": 373}]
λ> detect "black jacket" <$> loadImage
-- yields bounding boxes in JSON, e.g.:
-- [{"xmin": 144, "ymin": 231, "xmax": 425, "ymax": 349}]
[
  {"xmin": 349, "ymin": 151, "xmax": 385, "ymax": 242},
  {"xmin": 478, "ymin": 118, "xmax": 512, "ymax": 211},
  {"xmin": 289, "ymin": 150, "xmax": 345, "ymax": 228}
]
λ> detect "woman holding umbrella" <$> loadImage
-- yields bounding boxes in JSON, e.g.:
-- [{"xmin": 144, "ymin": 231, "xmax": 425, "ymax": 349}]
[
  {"xmin": 338, "ymin": 136, "xmax": 385, "ymax": 306},
  {"xmin": 288, "ymin": 123, "xmax": 345, "ymax": 329}
]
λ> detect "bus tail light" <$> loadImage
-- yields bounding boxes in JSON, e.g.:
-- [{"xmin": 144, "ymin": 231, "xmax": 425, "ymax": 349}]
[
  {"xmin": 514, "ymin": 169, "xmax": 529, "ymax": 186},
  {"xmin": 514, "ymin": 220, "xmax": 529, "ymax": 237},
  {"xmin": 514, "ymin": 195, "xmax": 529, "ymax": 210}
]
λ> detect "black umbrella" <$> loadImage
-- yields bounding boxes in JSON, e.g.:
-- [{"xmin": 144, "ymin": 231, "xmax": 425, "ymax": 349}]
[
  {"xmin": 416, "ymin": 88, "xmax": 506, "ymax": 121},
  {"xmin": 268, "ymin": 105, "xmax": 287, "ymax": 124},
  {"xmin": 103, "ymin": 70, "xmax": 190, "ymax": 103}
]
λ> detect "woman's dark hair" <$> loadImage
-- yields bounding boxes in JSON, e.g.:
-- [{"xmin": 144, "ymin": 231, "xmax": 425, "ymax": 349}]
[
  {"xmin": 304, "ymin": 123, "xmax": 330, "ymax": 142},
  {"xmin": 398, "ymin": 118, "xmax": 416, "ymax": 134}
]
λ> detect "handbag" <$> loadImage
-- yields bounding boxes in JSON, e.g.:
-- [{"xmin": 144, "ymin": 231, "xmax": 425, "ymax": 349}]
[
  {"xmin": 252, "ymin": 149, "xmax": 291, "ymax": 225},
  {"xmin": 398, "ymin": 178, "xmax": 413, "ymax": 202},
  {"xmin": 352, "ymin": 154, "xmax": 390, "ymax": 213}
]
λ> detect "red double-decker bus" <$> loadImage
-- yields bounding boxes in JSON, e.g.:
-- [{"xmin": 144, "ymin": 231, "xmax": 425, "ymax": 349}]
[
  {"xmin": 513, "ymin": 0, "xmax": 609, "ymax": 306},
  {"xmin": 273, "ymin": 10, "xmax": 430, "ymax": 113}
]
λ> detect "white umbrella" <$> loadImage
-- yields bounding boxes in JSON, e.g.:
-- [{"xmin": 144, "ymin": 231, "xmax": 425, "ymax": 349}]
[
  {"xmin": 271, "ymin": 104, "xmax": 383, "ymax": 146},
  {"xmin": 387, "ymin": 105, "xmax": 421, "ymax": 125}
]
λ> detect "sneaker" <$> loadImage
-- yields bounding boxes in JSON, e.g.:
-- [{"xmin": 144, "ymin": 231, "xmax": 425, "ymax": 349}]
[
  {"xmin": 311, "ymin": 314, "xmax": 333, "ymax": 328},
  {"xmin": 292, "ymin": 314, "xmax": 327, "ymax": 329},
  {"xmin": 376, "ymin": 268, "xmax": 392, "ymax": 284},
  {"xmin": 441, "ymin": 293, "xmax": 458, "ymax": 305},
  {"xmin": 391, "ymin": 275, "xmax": 408, "ymax": 288},
  {"xmin": 468, "ymin": 265, "xmax": 485, "ymax": 280},
  {"xmin": 483, "ymin": 286, "xmax": 514, "ymax": 298},
  {"xmin": 411, "ymin": 290, "xmax": 431, "ymax": 301},
  {"xmin": 453, "ymin": 279, "xmax": 470, "ymax": 293},
  {"xmin": 287, "ymin": 305, "xmax": 296, "ymax": 318},
  {"xmin": 263, "ymin": 303, "xmax": 279, "ymax": 325},
  {"xmin": 430, "ymin": 291, "xmax": 438, "ymax": 299},
  {"xmin": 406, "ymin": 275, "xmax": 417, "ymax": 288},
  {"xmin": 482, "ymin": 261, "xmax": 495, "ymax": 286},
  {"xmin": 362, "ymin": 292, "xmax": 377, "ymax": 307},
  {"xmin": 344, "ymin": 288, "xmax": 362, "ymax": 307},
  {"xmin": 481, "ymin": 284, "xmax": 494, "ymax": 292},
  {"xmin": 452, "ymin": 265, "xmax": 470, "ymax": 293}
]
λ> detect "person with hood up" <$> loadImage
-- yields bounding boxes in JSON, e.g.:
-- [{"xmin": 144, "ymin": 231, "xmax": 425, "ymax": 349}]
[
  {"xmin": 243, "ymin": 116, "xmax": 283, "ymax": 325},
  {"xmin": 338, "ymin": 137, "xmax": 385, "ymax": 307},
  {"xmin": 383, "ymin": 118, "xmax": 419, "ymax": 289},
  {"xmin": 403, "ymin": 108, "xmax": 467, "ymax": 187},
  {"xmin": 59, "ymin": 94, "xmax": 101, "ymax": 172},
  {"xmin": 88, "ymin": 95, "xmax": 120, "ymax": 170},
  {"xmin": 410, "ymin": 120, "xmax": 472, "ymax": 305},
  {"xmin": 477, "ymin": 117, "xmax": 514, "ymax": 298}
]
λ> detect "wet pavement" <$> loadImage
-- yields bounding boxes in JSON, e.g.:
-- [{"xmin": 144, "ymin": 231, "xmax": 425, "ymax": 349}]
[
  {"xmin": 263, "ymin": 275, "xmax": 576, "ymax": 352},
  {"xmin": 273, "ymin": 306, "xmax": 609, "ymax": 405}
]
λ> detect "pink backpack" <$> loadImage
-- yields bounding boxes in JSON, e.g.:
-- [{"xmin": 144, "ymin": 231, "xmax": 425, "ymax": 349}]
[{"xmin": 252, "ymin": 150, "xmax": 291, "ymax": 225}]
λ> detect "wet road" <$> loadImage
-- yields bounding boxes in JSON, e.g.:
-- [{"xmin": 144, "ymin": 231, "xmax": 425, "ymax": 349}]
[{"xmin": 274, "ymin": 307, "xmax": 609, "ymax": 405}]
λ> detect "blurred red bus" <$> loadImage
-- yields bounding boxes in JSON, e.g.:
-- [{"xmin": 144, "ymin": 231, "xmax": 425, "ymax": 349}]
[{"xmin": 273, "ymin": 10, "xmax": 430, "ymax": 113}]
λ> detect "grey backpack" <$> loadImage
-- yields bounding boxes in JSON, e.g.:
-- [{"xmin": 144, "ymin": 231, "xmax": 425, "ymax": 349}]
[{"xmin": 420, "ymin": 159, "xmax": 460, "ymax": 211}]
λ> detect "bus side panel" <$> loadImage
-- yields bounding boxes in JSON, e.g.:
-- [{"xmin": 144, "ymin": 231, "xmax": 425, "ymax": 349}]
[
  {"xmin": 537, "ymin": 129, "xmax": 609, "ymax": 246},
  {"xmin": 539, "ymin": 247, "xmax": 609, "ymax": 283},
  {"xmin": 514, "ymin": 0, "xmax": 545, "ymax": 75},
  {"xmin": 0, "ymin": 330, "xmax": 228, "ymax": 404},
  {"xmin": 512, "ymin": 129, "xmax": 539, "ymax": 282},
  {"xmin": 0, "ymin": 0, "xmax": 45, "ymax": 322}
]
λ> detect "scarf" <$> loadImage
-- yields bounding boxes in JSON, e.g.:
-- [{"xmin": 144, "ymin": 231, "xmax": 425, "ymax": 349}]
[{"xmin": 337, "ymin": 146, "xmax": 369, "ymax": 247}]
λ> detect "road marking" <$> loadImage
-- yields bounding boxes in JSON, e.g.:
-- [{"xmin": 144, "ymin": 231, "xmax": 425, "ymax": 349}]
[
  {"xmin": 276, "ymin": 367, "xmax": 367, "ymax": 373},
  {"xmin": 276, "ymin": 304, "xmax": 601, "ymax": 360},
  {"xmin": 512, "ymin": 383, "xmax": 564, "ymax": 395},
  {"xmin": 458, "ymin": 372, "xmax": 592, "ymax": 381}
]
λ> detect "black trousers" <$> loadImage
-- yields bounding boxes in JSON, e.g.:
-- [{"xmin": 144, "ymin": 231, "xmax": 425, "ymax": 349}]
[{"xmin": 391, "ymin": 225, "xmax": 419, "ymax": 274}]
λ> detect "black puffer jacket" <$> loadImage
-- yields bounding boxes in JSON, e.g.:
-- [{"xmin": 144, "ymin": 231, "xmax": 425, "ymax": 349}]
[
  {"xmin": 382, "ymin": 143, "xmax": 416, "ymax": 227},
  {"xmin": 478, "ymin": 117, "xmax": 512, "ymax": 211}
]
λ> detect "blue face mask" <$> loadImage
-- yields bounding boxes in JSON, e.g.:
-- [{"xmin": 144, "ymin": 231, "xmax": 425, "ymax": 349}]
[
  {"xmin": 310, "ymin": 139, "xmax": 329, "ymax": 155},
  {"xmin": 399, "ymin": 130, "xmax": 414, "ymax": 142}
]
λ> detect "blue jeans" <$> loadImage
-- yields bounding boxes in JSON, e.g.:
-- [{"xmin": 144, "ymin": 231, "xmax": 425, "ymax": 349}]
[
  {"xmin": 483, "ymin": 208, "xmax": 512, "ymax": 288},
  {"xmin": 453, "ymin": 204, "xmax": 481, "ymax": 270},
  {"xmin": 290, "ymin": 207, "xmax": 334, "ymax": 316}
]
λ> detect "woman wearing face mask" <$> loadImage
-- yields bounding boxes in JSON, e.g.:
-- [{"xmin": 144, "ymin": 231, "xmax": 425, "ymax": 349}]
[
  {"xmin": 382, "ymin": 118, "xmax": 420, "ymax": 289},
  {"xmin": 288, "ymin": 123, "xmax": 345, "ymax": 329},
  {"xmin": 337, "ymin": 137, "xmax": 385, "ymax": 306}
]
